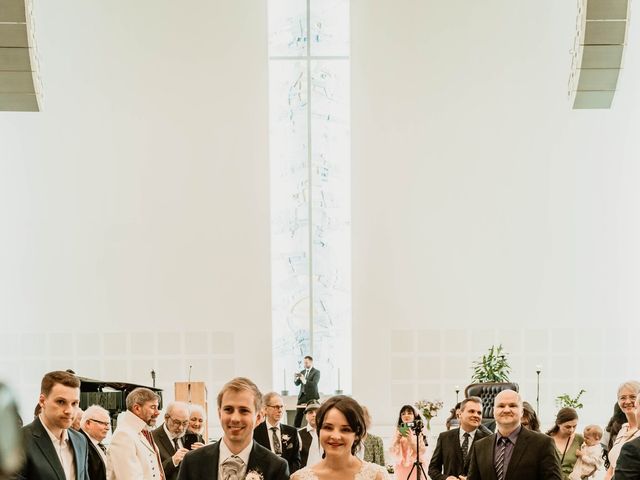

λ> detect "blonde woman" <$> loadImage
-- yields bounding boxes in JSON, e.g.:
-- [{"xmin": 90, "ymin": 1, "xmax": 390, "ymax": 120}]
[{"xmin": 605, "ymin": 381, "xmax": 640, "ymax": 480}]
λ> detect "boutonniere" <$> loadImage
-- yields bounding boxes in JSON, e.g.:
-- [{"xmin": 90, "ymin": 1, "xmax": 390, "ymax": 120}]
[
  {"xmin": 281, "ymin": 434, "xmax": 290, "ymax": 444},
  {"xmin": 245, "ymin": 470, "xmax": 264, "ymax": 480}
]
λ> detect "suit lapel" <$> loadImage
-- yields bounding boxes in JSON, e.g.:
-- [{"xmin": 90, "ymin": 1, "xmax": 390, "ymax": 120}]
[
  {"xmin": 505, "ymin": 428, "xmax": 528, "ymax": 480},
  {"xmin": 138, "ymin": 430, "xmax": 158, "ymax": 454},
  {"xmin": 482, "ymin": 434, "xmax": 498, "ymax": 480},
  {"xmin": 209, "ymin": 441, "xmax": 221, "ymax": 480},
  {"xmin": 157, "ymin": 427, "xmax": 175, "ymax": 456},
  {"xmin": 246, "ymin": 441, "xmax": 266, "ymax": 476},
  {"xmin": 68, "ymin": 430, "xmax": 84, "ymax": 480},
  {"xmin": 449, "ymin": 429, "xmax": 464, "ymax": 467},
  {"xmin": 255, "ymin": 422, "xmax": 270, "ymax": 450},
  {"xmin": 32, "ymin": 418, "xmax": 67, "ymax": 480}
]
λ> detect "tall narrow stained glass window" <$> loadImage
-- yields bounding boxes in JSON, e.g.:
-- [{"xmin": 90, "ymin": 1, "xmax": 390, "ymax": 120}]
[{"xmin": 269, "ymin": 0, "xmax": 351, "ymax": 395}]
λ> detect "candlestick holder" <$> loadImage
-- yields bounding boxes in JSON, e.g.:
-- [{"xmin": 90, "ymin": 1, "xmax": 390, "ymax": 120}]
[{"xmin": 535, "ymin": 365, "xmax": 542, "ymax": 415}]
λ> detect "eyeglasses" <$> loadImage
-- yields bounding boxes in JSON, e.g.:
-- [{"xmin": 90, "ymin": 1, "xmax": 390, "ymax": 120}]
[
  {"xmin": 168, "ymin": 417, "xmax": 190, "ymax": 427},
  {"xmin": 267, "ymin": 405, "xmax": 285, "ymax": 410},
  {"xmin": 89, "ymin": 419, "xmax": 110, "ymax": 427}
]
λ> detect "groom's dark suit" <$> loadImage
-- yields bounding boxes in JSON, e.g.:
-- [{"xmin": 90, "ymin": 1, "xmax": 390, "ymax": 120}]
[
  {"xmin": 17, "ymin": 416, "xmax": 90, "ymax": 480},
  {"xmin": 428, "ymin": 427, "xmax": 491, "ymax": 480},
  {"xmin": 176, "ymin": 440, "xmax": 289, "ymax": 480},
  {"xmin": 467, "ymin": 426, "xmax": 561, "ymax": 480}
]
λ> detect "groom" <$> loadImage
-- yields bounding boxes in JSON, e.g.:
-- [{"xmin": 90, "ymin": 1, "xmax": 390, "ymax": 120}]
[{"xmin": 177, "ymin": 377, "xmax": 289, "ymax": 480}]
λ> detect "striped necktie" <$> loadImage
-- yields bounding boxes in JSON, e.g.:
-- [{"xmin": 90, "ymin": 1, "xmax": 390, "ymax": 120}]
[{"xmin": 495, "ymin": 437, "xmax": 509, "ymax": 480}]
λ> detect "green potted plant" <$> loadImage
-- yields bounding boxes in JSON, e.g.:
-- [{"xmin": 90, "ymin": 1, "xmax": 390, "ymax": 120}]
[
  {"xmin": 555, "ymin": 389, "xmax": 586, "ymax": 409},
  {"xmin": 471, "ymin": 344, "xmax": 512, "ymax": 383},
  {"xmin": 465, "ymin": 345, "xmax": 518, "ymax": 428}
]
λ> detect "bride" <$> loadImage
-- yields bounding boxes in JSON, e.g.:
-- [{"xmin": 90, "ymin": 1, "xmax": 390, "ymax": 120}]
[{"xmin": 291, "ymin": 396, "xmax": 389, "ymax": 480}]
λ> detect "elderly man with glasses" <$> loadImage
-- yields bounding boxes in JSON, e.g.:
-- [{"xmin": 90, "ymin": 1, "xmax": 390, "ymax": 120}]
[
  {"xmin": 80, "ymin": 405, "xmax": 111, "ymax": 480},
  {"xmin": 254, "ymin": 392, "xmax": 301, "ymax": 474},
  {"xmin": 152, "ymin": 401, "xmax": 191, "ymax": 480}
]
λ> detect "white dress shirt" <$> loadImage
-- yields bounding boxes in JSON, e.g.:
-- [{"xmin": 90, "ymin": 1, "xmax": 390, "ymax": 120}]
[
  {"xmin": 87, "ymin": 434, "xmax": 108, "ymax": 465},
  {"xmin": 40, "ymin": 415, "xmax": 77, "ymax": 480},
  {"xmin": 459, "ymin": 428, "xmax": 477, "ymax": 454},
  {"xmin": 305, "ymin": 425, "xmax": 322, "ymax": 467},
  {"xmin": 265, "ymin": 419, "xmax": 282, "ymax": 453}
]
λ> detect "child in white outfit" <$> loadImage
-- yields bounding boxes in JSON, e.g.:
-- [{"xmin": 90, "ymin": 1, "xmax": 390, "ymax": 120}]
[{"xmin": 569, "ymin": 425, "xmax": 605, "ymax": 480}]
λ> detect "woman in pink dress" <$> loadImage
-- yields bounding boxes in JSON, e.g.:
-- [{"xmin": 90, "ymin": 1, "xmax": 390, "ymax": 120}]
[{"xmin": 390, "ymin": 405, "xmax": 427, "ymax": 480}]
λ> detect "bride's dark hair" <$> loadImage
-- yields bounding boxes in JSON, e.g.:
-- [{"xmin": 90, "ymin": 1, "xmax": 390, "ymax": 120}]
[{"xmin": 315, "ymin": 395, "xmax": 367, "ymax": 455}]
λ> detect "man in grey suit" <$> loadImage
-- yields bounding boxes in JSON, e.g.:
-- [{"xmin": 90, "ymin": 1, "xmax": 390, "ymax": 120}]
[
  {"xmin": 467, "ymin": 389, "xmax": 562, "ymax": 480},
  {"xmin": 17, "ymin": 370, "xmax": 90, "ymax": 480},
  {"xmin": 429, "ymin": 396, "xmax": 490, "ymax": 480},
  {"xmin": 177, "ymin": 377, "xmax": 289, "ymax": 480}
]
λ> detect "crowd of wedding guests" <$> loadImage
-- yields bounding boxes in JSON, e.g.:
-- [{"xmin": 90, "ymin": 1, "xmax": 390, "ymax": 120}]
[{"xmin": 12, "ymin": 370, "xmax": 640, "ymax": 480}]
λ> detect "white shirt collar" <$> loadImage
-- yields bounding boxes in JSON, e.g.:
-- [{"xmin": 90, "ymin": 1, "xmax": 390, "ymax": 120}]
[
  {"xmin": 265, "ymin": 419, "xmax": 281, "ymax": 430},
  {"xmin": 459, "ymin": 427, "xmax": 477, "ymax": 443},
  {"xmin": 306, "ymin": 424, "xmax": 316, "ymax": 434},
  {"xmin": 219, "ymin": 438, "xmax": 253, "ymax": 467}
]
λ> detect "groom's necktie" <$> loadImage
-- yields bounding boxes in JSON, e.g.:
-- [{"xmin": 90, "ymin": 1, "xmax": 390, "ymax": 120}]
[{"xmin": 221, "ymin": 455, "xmax": 245, "ymax": 480}]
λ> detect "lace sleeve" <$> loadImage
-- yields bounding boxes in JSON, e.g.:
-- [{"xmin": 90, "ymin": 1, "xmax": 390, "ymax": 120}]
[{"xmin": 291, "ymin": 467, "xmax": 317, "ymax": 480}]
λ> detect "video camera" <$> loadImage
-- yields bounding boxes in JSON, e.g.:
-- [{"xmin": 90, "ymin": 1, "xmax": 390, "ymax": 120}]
[{"xmin": 400, "ymin": 418, "xmax": 424, "ymax": 435}]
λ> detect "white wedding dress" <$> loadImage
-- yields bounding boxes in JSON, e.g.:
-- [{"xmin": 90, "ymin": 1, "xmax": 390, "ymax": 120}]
[{"xmin": 294, "ymin": 462, "xmax": 390, "ymax": 480}]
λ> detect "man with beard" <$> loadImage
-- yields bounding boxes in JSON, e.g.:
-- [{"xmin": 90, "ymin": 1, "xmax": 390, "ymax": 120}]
[
  {"xmin": 152, "ymin": 402, "xmax": 190, "ymax": 480},
  {"xmin": 107, "ymin": 388, "xmax": 164, "ymax": 480},
  {"xmin": 468, "ymin": 390, "xmax": 561, "ymax": 480},
  {"xmin": 18, "ymin": 370, "xmax": 90, "ymax": 480}
]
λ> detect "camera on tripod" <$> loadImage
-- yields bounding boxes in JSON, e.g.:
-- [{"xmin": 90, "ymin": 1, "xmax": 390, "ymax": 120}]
[{"xmin": 401, "ymin": 418, "xmax": 424, "ymax": 434}]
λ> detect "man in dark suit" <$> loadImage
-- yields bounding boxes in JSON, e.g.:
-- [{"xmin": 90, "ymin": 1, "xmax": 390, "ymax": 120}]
[
  {"xmin": 615, "ymin": 436, "xmax": 640, "ymax": 480},
  {"xmin": 177, "ymin": 377, "xmax": 288, "ymax": 480},
  {"xmin": 294, "ymin": 355, "xmax": 320, "ymax": 428},
  {"xmin": 152, "ymin": 401, "xmax": 190, "ymax": 480},
  {"xmin": 467, "ymin": 389, "xmax": 562, "ymax": 480},
  {"xmin": 254, "ymin": 392, "xmax": 301, "ymax": 474},
  {"xmin": 429, "ymin": 396, "xmax": 490, "ymax": 480},
  {"xmin": 17, "ymin": 370, "xmax": 90, "ymax": 480},
  {"xmin": 79, "ymin": 404, "xmax": 111, "ymax": 480}
]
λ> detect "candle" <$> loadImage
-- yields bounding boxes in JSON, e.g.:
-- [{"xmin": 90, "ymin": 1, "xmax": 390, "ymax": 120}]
[
  {"xmin": 455, "ymin": 385, "xmax": 460, "ymax": 392},
  {"xmin": 283, "ymin": 368, "xmax": 286, "ymax": 388},
  {"xmin": 338, "ymin": 368, "xmax": 341, "ymax": 390},
  {"xmin": 536, "ymin": 364, "xmax": 542, "ymax": 373}
]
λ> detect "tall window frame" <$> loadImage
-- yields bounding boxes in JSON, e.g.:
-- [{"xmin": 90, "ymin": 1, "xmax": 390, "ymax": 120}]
[{"xmin": 269, "ymin": 0, "xmax": 351, "ymax": 395}]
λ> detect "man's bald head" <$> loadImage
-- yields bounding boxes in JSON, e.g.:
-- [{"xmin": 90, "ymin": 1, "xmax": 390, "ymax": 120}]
[{"xmin": 493, "ymin": 389, "xmax": 523, "ymax": 434}]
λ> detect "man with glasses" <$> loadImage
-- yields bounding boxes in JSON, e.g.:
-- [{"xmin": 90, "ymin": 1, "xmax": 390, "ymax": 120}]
[
  {"xmin": 253, "ymin": 392, "xmax": 301, "ymax": 474},
  {"xmin": 152, "ymin": 402, "xmax": 191, "ymax": 480},
  {"xmin": 80, "ymin": 405, "xmax": 111, "ymax": 480}
]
